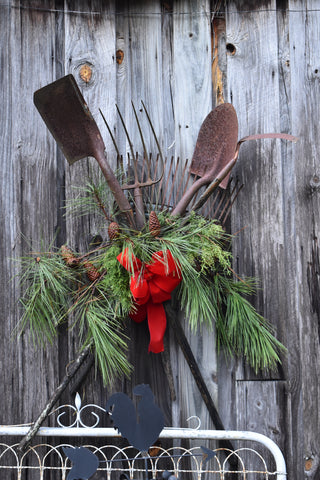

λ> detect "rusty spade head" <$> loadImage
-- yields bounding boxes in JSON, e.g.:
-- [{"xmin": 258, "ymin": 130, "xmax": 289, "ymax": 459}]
[
  {"xmin": 34, "ymin": 75, "xmax": 136, "ymax": 227},
  {"xmin": 34, "ymin": 74, "xmax": 105, "ymax": 164},
  {"xmin": 190, "ymin": 103, "xmax": 239, "ymax": 189}
]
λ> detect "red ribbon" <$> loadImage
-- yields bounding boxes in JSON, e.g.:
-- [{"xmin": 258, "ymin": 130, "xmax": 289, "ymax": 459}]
[{"xmin": 117, "ymin": 248, "xmax": 182, "ymax": 353}]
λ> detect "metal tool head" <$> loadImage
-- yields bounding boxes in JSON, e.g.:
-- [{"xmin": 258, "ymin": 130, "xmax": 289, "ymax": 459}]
[
  {"xmin": 34, "ymin": 74, "xmax": 105, "ymax": 164},
  {"xmin": 190, "ymin": 103, "xmax": 238, "ymax": 189}
]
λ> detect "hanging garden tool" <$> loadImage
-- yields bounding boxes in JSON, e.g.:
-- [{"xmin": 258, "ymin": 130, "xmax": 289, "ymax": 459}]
[
  {"xmin": 34, "ymin": 75, "xmax": 136, "ymax": 229},
  {"xmin": 100, "ymin": 101, "xmax": 164, "ymax": 230},
  {"xmin": 172, "ymin": 103, "xmax": 297, "ymax": 216},
  {"xmin": 20, "ymin": 75, "xmax": 299, "ymax": 374},
  {"xmin": 17, "ymin": 75, "xmax": 297, "ymax": 452}
]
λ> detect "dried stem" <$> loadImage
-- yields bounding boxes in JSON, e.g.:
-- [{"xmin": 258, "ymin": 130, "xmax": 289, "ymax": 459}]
[
  {"xmin": 93, "ymin": 188, "xmax": 113, "ymax": 222},
  {"xmin": 18, "ymin": 343, "xmax": 92, "ymax": 452}
]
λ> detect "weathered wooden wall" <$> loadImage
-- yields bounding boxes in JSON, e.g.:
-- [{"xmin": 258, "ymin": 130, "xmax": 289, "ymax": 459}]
[{"xmin": 0, "ymin": 1, "xmax": 319, "ymax": 479}]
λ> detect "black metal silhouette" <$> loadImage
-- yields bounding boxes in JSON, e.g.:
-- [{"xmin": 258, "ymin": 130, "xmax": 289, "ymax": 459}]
[
  {"xmin": 63, "ymin": 446, "xmax": 99, "ymax": 480},
  {"xmin": 106, "ymin": 384, "xmax": 164, "ymax": 452}
]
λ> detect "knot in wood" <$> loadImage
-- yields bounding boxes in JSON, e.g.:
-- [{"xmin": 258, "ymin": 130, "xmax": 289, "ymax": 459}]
[
  {"xmin": 116, "ymin": 50, "xmax": 124, "ymax": 65},
  {"xmin": 305, "ymin": 457, "xmax": 313, "ymax": 471},
  {"xmin": 226, "ymin": 43, "xmax": 236, "ymax": 56},
  {"xmin": 79, "ymin": 64, "xmax": 92, "ymax": 83},
  {"xmin": 309, "ymin": 174, "xmax": 320, "ymax": 191}
]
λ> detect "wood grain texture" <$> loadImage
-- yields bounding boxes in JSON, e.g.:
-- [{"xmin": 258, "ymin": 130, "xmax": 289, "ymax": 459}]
[
  {"xmin": 226, "ymin": 0, "xmax": 285, "ymax": 344},
  {"xmin": 0, "ymin": 1, "xmax": 20, "ymax": 426},
  {"xmin": 170, "ymin": 0, "xmax": 218, "ymax": 435},
  {"xmin": 0, "ymin": 3, "xmax": 319, "ymax": 479},
  {"xmin": 113, "ymin": 0, "xmax": 173, "ymax": 424},
  {"xmin": 236, "ymin": 380, "xmax": 287, "ymax": 471},
  {"xmin": 219, "ymin": 5, "xmax": 286, "ymax": 438},
  {"xmin": 63, "ymin": 0, "xmax": 118, "ymax": 408},
  {"xmin": 288, "ymin": 2, "xmax": 320, "ymax": 478},
  {"xmin": 222, "ymin": 2, "xmax": 320, "ymax": 479},
  {"xmin": 2, "ymin": 0, "xmax": 61, "ymax": 427}
]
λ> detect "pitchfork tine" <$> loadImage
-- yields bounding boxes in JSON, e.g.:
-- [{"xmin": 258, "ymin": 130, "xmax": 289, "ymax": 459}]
[
  {"xmin": 221, "ymin": 183, "xmax": 244, "ymax": 226},
  {"xmin": 99, "ymin": 108, "xmax": 121, "ymax": 158},
  {"xmin": 141, "ymin": 100, "xmax": 163, "ymax": 164},
  {"xmin": 116, "ymin": 104, "xmax": 135, "ymax": 161},
  {"xmin": 101, "ymin": 103, "xmax": 165, "ymax": 229},
  {"xmin": 132, "ymin": 101, "xmax": 149, "ymax": 168}
]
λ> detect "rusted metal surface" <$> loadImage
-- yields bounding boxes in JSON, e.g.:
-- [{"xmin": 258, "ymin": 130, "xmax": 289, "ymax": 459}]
[
  {"xmin": 34, "ymin": 75, "xmax": 102, "ymax": 164},
  {"xmin": 34, "ymin": 75, "xmax": 135, "ymax": 227},
  {"xmin": 190, "ymin": 103, "xmax": 238, "ymax": 188},
  {"xmin": 101, "ymin": 101, "xmax": 164, "ymax": 229},
  {"xmin": 171, "ymin": 104, "xmax": 238, "ymax": 216}
]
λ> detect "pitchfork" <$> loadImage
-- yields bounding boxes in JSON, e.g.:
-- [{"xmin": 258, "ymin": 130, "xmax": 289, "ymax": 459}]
[{"xmin": 100, "ymin": 101, "xmax": 164, "ymax": 230}]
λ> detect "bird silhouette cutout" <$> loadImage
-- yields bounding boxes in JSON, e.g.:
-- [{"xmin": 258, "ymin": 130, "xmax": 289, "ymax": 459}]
[
  {"xmin": 106, "ymin": 384, "xmax": 165, "ymax": 452},
  {"xmin": 63, "ymin": 446, "xmax": 99, "ymax": 480},
  {"xmin": 200, "ymin": 445, "xmax": 216, "ymax": 464}
]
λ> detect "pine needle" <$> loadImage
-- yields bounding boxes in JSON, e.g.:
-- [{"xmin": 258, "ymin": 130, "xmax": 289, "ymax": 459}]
[
  {"xmin": 216, "ymin": 277, "xmax": 287, "ymax": 372},
  {"xmin": 84, "ymin": 298, "xmax": 132, "ymax": 384},
  {"xmin": 16, "ymin": 188, "xmax": 287, "ymax": 376},
  {"xmin": 17, "ymin": 252, "xmax": 78, "ymax": 345}
]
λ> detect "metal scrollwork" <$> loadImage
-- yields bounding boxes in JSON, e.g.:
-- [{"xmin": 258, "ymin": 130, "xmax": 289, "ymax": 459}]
[
  {"xmin": 50, "ymin": 392, "xmax": 106, "ymax": 428},
  {"xmin": 186, "ymin": 415, "xmax": 201, "ymax": 430}
]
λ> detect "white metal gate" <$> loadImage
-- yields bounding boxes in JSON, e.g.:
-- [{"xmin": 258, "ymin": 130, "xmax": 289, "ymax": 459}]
[{"xmin": 0, "ymin": 395, "xmax": 287, "ymax": 479}]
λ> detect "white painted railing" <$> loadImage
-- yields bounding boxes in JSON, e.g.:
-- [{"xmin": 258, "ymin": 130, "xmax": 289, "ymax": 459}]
[{"xmin": 0, "ymin": 395, "xmax": 286, "ymax": 479}]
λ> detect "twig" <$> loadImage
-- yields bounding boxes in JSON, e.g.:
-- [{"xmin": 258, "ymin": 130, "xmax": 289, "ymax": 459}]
[
  {"xmin": 69, "ymin": 354, "xmax": 95, "ymax": 396},
  {"xmin": 18, "ymin": 343, "xmax": 92, "ymax": 452},
  {"xmin": 93, "ymin": 188, "xmax": 114, "ymax": 222}
]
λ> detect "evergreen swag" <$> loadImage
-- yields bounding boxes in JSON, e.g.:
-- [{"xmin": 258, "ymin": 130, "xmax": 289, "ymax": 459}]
[{"xmin": 18, "ymin": 179, "xmax": 286, "ymax": 384}]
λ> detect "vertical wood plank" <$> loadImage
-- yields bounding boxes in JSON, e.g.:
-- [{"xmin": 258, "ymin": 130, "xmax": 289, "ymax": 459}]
[
  {"xmin": 5, "ymin": 0, "xmax": 61, "ymax": 425},
  {"xmin": 274, "ymin": 6, "xmax": 303, "ymax": 479},
  {"xmin": 223, "ymin": 0, "xmax": 290, "ymax": 465},
  {"xmin": 63, "ymin": 0, "xmax": 117, "ymax": 405},
  {"xmin": 64, "ymin": 0, "xmax": 118, "ymax": 249},
  {"xmin": 0, "ymin": 1, "xmax": 19, "ymax": 425},
  {"xmin": 114, "ymin": 0, "xmax": 173, "ymax": 423},
  {"xmin": 225, "ymin": 1, "xmax": 285, "ymax": 340},
  {"xmin": 288, "ymin": 2, "xmax": 320, "ymax": 478},
  {"xmin": 170, "ymin": 0, "xmax": 217, "ymax": 432},
  {"xmin": 115, "ymin": 0, "xmax": 169, "ymax": 163},
  {"xmin": 236, "ymin": 380, "xmax": 287, "ymax": 471}
]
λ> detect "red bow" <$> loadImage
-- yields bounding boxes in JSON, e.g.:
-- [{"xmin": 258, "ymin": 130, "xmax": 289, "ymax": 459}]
[{"xmin": 117, "ymin": 248, "xmax": 182, "ymax": 353}]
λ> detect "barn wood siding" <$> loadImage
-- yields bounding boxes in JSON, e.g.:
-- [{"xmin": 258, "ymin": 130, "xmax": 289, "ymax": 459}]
[{"xmin": 0, "ymin": 1, "xmax": 319, "ymax": 479}]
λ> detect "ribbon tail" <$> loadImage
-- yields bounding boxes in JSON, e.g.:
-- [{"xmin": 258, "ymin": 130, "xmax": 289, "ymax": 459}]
[{"xmin": 147, "ymin": 302, "xmax": 167, "ymax": 353}]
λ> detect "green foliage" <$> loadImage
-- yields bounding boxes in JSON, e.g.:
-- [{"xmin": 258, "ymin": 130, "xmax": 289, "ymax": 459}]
[
  {"xmin": 18, "ymin": 248, "xmax": 131, "ymax": 385},
  {"xmin": 79, "ymin": 294, "xmax": 131, "ymax": 383},
  {"xmin": 213, "ymin": 276, "xmax": 286, "ymax": 372},
  {"xmin": 17, "ymin": 180, "xmax": 286, "ymax": 381},
  {"xmin": 99, "ymin": 244, "xmax": 133, "ymax": 317},
  {"xmin": 17, "ymin": 252, "xmax": 77, "ymax": 345}
]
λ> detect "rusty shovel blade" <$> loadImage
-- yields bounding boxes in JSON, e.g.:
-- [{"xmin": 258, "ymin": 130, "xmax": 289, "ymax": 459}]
[
  {"xmin": 190, "ymin": 103, "xmax": 238, "ymax": 189},
  {"xmin": 34, "ymin": 74, "xmax": 105, "ymax": 164},
  {"xmin": 171, "ymin": 104, "xmax": 238, "ymax": 216},
  {"xmin": 34, "ymin": 75, "xmax": 135, "ymax": 227}
]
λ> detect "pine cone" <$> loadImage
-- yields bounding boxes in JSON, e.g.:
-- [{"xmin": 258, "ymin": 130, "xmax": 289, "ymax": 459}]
[
  {"xmin": 149, "ymin": 211, "xmax": 161, "ymax": 237},
  {"xmin": 108, "ymin": 221, "xmax": 120, "ymax": 242},
  {"xmin": 83, "ymin": 261, "xmax": 101, "ymax": 282},
  {"xmin": 60, "ymin": 245, "xmax": 79, "ymax": 267}
]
